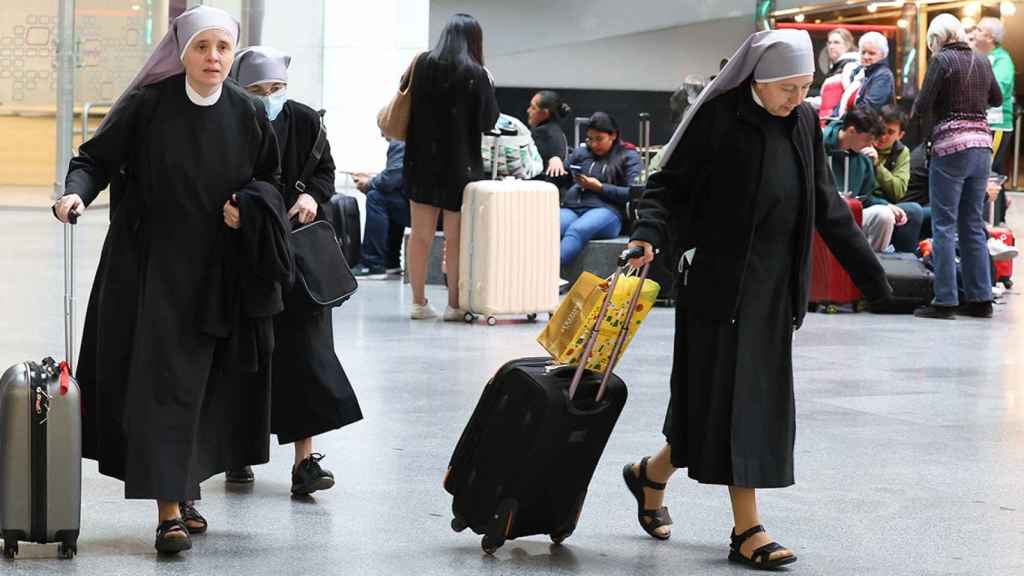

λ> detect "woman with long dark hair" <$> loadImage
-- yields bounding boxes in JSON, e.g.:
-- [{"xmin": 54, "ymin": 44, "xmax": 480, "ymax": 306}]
[{"xmin": 403, "ymin": 13, "xmax": 499, "ymax": 320}]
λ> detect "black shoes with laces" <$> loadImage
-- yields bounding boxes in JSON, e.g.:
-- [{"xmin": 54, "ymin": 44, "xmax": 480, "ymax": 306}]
[{"xmin": 291, "ymin": 453, "xmax": 335, "ymax": 495}]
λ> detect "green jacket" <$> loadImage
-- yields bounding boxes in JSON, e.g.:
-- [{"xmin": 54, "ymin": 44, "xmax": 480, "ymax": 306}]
[
  {"xmin": 988, "ymin": 46, "xmax": 1016, "ymax": 132},
  {"xmin": 823, "ymin": 121, "xmax": 878, "ymax": 206},
  {"xmin": 874, "ymin": 141, "xmax": 910, "ymax": 204}
]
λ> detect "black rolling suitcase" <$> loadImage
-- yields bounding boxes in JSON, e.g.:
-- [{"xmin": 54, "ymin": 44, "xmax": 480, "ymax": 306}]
[
  {"xmin": 322, "ymin": 193, "xmax": 362, "ymax": 267},
  {"xmin": 871, "ymin": 253, "xmax": 933, "ymax": 314},
  {"xmin": 444, "ymin": 248, "xmax": 648, "ymax": 554},
  {"xmin": 0, "ymin": 219, "xmax": 82, "ymax": 559}
]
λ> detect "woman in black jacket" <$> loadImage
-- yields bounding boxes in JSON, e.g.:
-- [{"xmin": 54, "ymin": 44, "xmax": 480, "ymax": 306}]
[
  {"xmin": 560, "ymin": 112, "xmax": 643, "ymax": 266},
  {"xmin": 403, "ymin": 13, "xmax": 499, "ymax": 321},
  {"xmin": 526, "ymin": 89, "xmax": 571, "ymax": 180},
  {"xmin": 224, "ymin": 46, "xmax": 363, "ymax": 493},
  {"xmin": 623, "ymin": 30, "xmax": 890, "ymax": 569}
]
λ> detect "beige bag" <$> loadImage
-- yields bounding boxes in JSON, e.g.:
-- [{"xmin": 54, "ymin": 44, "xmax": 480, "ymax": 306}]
[{"xmin": 377, "ymin": 53, "xmax": 422, "ymax": 140}]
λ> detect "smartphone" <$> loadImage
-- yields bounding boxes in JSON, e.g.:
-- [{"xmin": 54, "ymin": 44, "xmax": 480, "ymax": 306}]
[{"xmin": 568, "ymin": 164, "xmax": 584, "ymax": 177}]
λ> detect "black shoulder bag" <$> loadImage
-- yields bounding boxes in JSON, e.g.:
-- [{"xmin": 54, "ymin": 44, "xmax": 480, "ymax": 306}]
[{"xmin": 288, "ymin": 110, "xmax": 358, "ymax": 313}]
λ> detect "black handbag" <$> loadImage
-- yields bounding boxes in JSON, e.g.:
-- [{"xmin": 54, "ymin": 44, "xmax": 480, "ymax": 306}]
[{"xmin": 288, "ymin": 220, "xmax": 358, "ymax": 312}]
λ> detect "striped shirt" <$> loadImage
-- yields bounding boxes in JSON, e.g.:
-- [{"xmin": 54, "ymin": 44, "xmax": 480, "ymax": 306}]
[{"xmin": 911, "ymin": 42, "xmax": 1003, "ymax": 157}]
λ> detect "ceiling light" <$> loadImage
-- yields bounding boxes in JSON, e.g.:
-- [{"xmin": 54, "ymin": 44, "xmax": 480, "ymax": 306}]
[
  {"xmin": 795, "ymin": 13, "xmax": 806, "ymax": 23},
  {"xmin": 1002, "ymin": 1, "xmax": 1018, "ymax": 17},
  {"xmin": 963, "ymin": 2, "xmax": 982, "ymax": 17},
  {"xmin": 897, "ymin": 19, "xmax": 909, "ymax": 29},
  {"xmin": 868, "ymin": 3, "xmax": 879, "ymax": 12}
]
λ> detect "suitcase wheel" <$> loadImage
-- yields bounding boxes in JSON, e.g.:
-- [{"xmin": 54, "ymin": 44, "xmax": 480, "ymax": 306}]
[
  {"xmin": 486, "ymin": 316, "xmax": 497, "ymax": 327},
  {"xmin": 451, "ymin": 516, "xmax": 468, "ymax": 533},
  {"xmin": 58, "ymin": 543, "xmax": 76, "ymax": 560},
  {"xmin": 822, "ymin": 304, "xmax": 840, "ymax": 314},
  {"xmin": 481, "ymin": 534, "xmax": 501, "ymax": 555},
  {"xmin": 550, "ymin": 531, "xmax": 570, "ymax": 545},
  {"xmin": 1004, "ymin": 279, "xmax": 1014, "ymax": 289},
  {"xmin": 526, "ymin": 313, "xmax": 538, "ymax": 322},
  {"xmin": 464, "ymin": 312, "xmax": 476, "ymax": 324},
  {"xmin": 3, "ymin": 540, "xmax": 16, "ymax": 559}
]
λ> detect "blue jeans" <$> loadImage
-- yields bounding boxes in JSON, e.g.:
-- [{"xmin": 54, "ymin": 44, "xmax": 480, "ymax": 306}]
[
  {"xmin": 560, "ymin": 207, "xmax": 622, "ymax": 266},
  {"xmin": 891, "ymin": 201, "xmax": 925, "ymax": 253},
  {"xmin": 362, "ymin": 189, "xmax": 410, "ymax": 268},
  {"xmin": 929, "ymin": 147, "xmax": 992, "ymax": 306}
]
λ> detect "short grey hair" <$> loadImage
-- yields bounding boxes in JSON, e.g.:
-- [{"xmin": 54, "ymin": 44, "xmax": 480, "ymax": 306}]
[
  {"xmin": 927, "ymin": 13, "xmax": 968, "ymax": 53},
  {"xmin": 859, "ymin": 31, "xmax": 889, "ymax": 59},
  {"xmin": 977, "ymin": 17, "xmax": 1005, "ymax": 44}
]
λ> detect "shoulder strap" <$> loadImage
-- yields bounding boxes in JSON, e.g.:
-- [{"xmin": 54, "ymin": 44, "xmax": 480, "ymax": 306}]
[{"xmin": 295, "ymin": 109, "xmax": 327, "ymax": 194}]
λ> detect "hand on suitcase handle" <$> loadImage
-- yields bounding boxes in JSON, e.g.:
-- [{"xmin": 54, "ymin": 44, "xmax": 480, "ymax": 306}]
[
  {"xmin": 53, "ymin": 195, "xmax": 83, "ymax": 224},
  {"xmin": 624, "ymin": 241, "xmax": 654, "ymax": 268}
]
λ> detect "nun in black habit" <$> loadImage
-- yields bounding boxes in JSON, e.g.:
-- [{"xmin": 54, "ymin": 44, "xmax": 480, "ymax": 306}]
[
  {"xmin": 621, "ymin": 30, "xmax": 891, "ymax": 569},
  {"xmin": 224, "ymin": 46, "xmax": 363, "ymax": 493},
  {"xmin": 53, "ymin": 6, "xmax": 290, "ymax": 555}
]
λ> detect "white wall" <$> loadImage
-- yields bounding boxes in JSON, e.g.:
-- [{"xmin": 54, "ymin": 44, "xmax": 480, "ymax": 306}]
[
  {"xmin": 429, "ymin": 2, "xmax": 755, "ymax": 91},
  {"xmin": 486, "ymin": 17, "xmax": 754, "ymax": 91},
  {"xmin": 260, "ymin": 0, "xmax": 324, "ymax": 109},
  {"xmin": 322, "ymin": 0, "xmax": 430, "ymax": 181}
]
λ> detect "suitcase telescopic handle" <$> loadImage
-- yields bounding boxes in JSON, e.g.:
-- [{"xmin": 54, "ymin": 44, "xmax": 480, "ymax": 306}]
[
  {"xmin": 568, "ymin": 247, "xmax": 651, "ymax": 403},
  {"xmin": 63, "ymin": 219, "xmax": 75, "ymax": 371}
]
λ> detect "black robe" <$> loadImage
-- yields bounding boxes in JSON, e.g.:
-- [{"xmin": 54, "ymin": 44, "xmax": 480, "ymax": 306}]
[
  {"xmin": 632, "ymin": 83, "xmax": 891, "ymax": 488},
  {"xmin": 66, "ymin": 74, "xmax": 284, "ymax": 501},
  {"xmin": 269, "ymin": 100, "xmax": 363, "ymax": 444}
]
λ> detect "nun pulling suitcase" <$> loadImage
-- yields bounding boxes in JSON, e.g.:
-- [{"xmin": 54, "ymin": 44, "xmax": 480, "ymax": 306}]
[{"xmin": 444, "ymin": 247, "xmax": 654, "ymax": 554}]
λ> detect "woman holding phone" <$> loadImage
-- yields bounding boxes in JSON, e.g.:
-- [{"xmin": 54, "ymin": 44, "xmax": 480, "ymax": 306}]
[{"xmin": 559, "ymin": 111, "xmax": 643, "ymax": 266}]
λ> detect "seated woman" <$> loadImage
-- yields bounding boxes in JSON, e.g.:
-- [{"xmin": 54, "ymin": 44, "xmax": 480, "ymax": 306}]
[
  {"xmin": 526, "ymin": 90, "xmax": 572, "ymax": 183},
  {"xmin": 560, "ymin": 112, "xmax": 643, "ymax": 266}
]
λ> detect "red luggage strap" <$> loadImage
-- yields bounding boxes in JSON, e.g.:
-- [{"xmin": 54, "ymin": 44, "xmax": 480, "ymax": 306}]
[{"xmin": 58, "ymin": 361, "xmax": 71, "ymax": 396}]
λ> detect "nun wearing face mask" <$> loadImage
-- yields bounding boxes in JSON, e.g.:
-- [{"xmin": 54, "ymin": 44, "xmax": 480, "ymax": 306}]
[
  {"xmin": 225, "ymin": 46, "xmax": 363, "ymax": 494},
  {"xmin": 621, "ymin": 30, "xmax": 891, "ymax": 569},
  {"xmin": 53, "ymin": 6, "xmax": 289, "ymax": 555}
]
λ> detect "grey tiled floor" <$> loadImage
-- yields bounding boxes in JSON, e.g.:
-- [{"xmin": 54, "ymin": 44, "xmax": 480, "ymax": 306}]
[{"xmin": 0, "ymin": 206, "xmax": 1022, "ymax": 575}]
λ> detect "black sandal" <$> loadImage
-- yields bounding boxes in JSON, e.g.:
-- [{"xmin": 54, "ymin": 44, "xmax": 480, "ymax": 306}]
[
  {"xmin": 179, "ymin": 502, "xmax": 207, "ymax": 535},
  {"xmin": 154, "ymin": 518, "xmax": 192, "ymax": 554},
  {"xmin": 728, "ymin": 524, "xmax": 797, "ymax": 570},
  {"xmin": 622, "ymin": 457, "xmax": 673, "ymax": 540}
]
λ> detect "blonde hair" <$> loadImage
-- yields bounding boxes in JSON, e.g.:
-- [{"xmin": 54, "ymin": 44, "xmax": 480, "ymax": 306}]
[
  {"xmin": 927, "ymin": 13, "xmax": 968, "ymax": 53},
  {"xmin": 828, "ymin": 28, "xmax": 856, "ymax": 53}
]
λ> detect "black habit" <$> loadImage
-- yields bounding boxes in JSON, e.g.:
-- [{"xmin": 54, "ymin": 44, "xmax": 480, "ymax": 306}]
[
  {"xmin": 66, "ymin": 74, "xmax": 286, "ymax": 500},
  {"xmin": 270, "ymin": 100, "xmax": 363, "ymax": 445},
  {"xmin": 403, "ymin": 54, "xmax": 499, "ymax": 211},
  {"xmin": 631, "ymin": 82, "xmax": 891, "ymax": 488}
]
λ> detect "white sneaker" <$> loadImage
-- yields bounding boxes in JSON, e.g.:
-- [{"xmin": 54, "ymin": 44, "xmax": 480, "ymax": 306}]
[
  {"xmin": 988, "ymin": 238, "xmax": 1019, "ymax": 261},
  {"xmin": 410, "ymin": 301, "xmax": 438, "ymax": 320},
  {"xmin": 443, "ymin": 306, "xmax": 467, "ymax": 322}
]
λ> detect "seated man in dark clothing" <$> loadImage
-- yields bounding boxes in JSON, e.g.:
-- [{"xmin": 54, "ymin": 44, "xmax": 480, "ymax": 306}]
[
  {"xmin": 352, "ymin": 137, "xmax": 409, "ymax": 278},
  {"xmin": 903, "ymin": 143, "xmax": 931, "ymax": 240}
]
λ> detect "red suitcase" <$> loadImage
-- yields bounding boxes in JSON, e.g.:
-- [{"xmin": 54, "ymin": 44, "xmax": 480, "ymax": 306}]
[
  {"xmin": 989, "ymin": 226, "xmax": 1014, "ymax": 288},
  {"xmin": 810, "ymin": 197, "xmax": 864, "ymax": 312}
]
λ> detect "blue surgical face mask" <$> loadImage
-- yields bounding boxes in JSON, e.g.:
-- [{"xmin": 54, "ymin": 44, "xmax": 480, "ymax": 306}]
[{"xmin": 261, "ymin": 89, "xmax": 288, "ymax": 121}]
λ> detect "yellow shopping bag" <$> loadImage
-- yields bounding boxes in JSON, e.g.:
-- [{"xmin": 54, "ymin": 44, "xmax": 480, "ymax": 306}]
[{"xmin": 537, "ymin": 272, "xmax": 660, "ymax": 372}]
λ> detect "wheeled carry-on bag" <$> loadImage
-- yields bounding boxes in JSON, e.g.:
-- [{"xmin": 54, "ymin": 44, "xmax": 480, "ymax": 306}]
[
  {"xmin": 459, "ymin": 133, "xmax": 560, "ymax": 325},
  {"xmin": 0, "ymin": 219, "xmax": 82, "ymax": 559},
  {"xmin": 872, "ymin": 253, "xmax": 934, "ymax": 313},
  {"xmin": 444, "ymin": 248, "xmax": 648, "ymax": 554},
  {"xmin": 810, "ymin": 196, "xmax": 864, "ymax": 312}
]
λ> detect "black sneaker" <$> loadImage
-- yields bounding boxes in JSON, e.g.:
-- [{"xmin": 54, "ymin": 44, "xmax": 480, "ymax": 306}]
[
  {"xmin": 913, "ymin": 304, "xmax": 957, "ymax": 319},
  {"xmin": 225, "ymin": 466, "xmax": 254, "ymax": 484},
  {"xmin": 291, "ymin": 453, "xmax": 335, "ymax": 495},
  {"xmin": 957, "ymin": 301, "xmax": 993, "ymax": 318},
  {"xmin": 352, "ymin": 264, "xmax": 388, "ymax": 279}
]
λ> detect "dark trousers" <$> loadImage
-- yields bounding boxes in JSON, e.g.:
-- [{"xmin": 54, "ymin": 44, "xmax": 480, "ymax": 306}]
[{"xmin": 362, "ymin": 189, "xmax": 410, "ymax": 268}]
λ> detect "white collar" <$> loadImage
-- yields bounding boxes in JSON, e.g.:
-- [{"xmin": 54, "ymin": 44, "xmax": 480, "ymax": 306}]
[
  {"xmin": 185, "ymin": 78, "xmax": 222, "ymax": 106},
  {"xmin": 751, "ymin": 85, "xmax": 767, "ymax": 110}
]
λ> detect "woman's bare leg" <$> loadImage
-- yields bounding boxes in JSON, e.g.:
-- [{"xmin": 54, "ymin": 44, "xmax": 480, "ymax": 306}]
[
  {"xmin": 442, "ymin": 209, "xmax": 462, "ymax": 309},
  {"xmin": 630, "ymin": 443, "xmax": 676, "ymax": 538},
  {"xmin": 728, "ymin": 486, "xmax": 794, "ymax": 562},
  {"xmin": 408, "ymin": 201, "xmax": 441, "ymax": 306}
]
